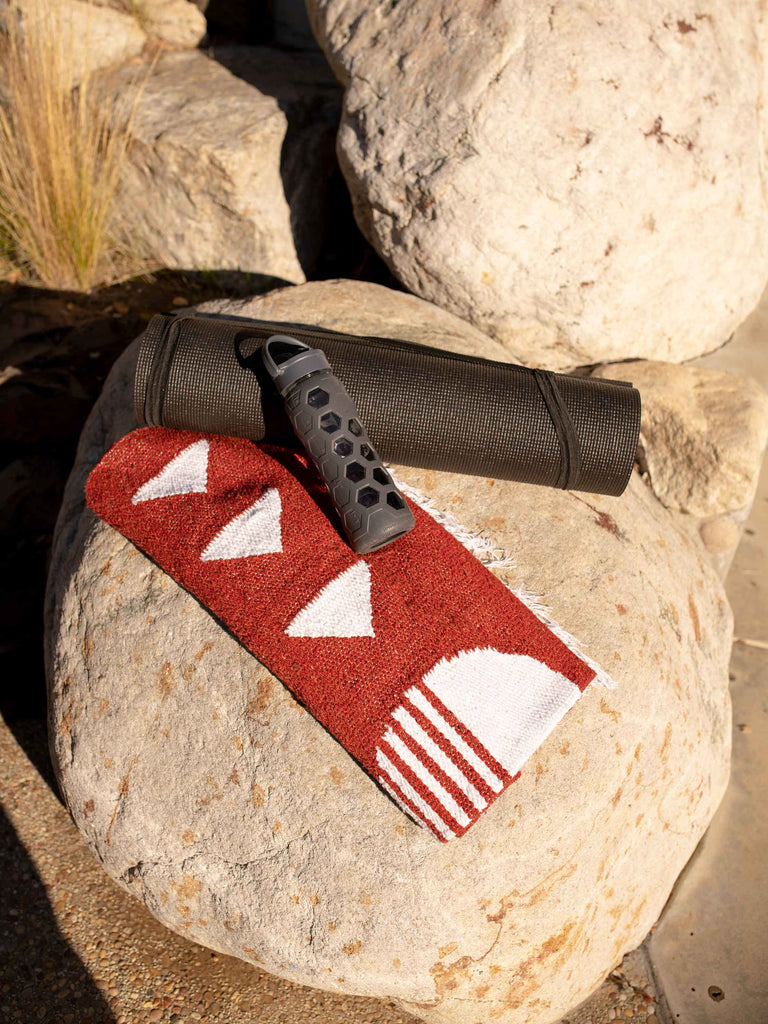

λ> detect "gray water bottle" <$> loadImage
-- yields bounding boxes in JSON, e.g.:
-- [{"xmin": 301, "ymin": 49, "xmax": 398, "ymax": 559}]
[{"xmin": 262, "ymin": 335, "xmax": 416, "ymax": 554}]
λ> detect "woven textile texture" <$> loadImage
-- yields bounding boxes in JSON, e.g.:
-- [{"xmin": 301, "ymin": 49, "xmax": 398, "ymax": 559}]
[{"xmin": 86, "ymin": 428, "xmax": 597, "ymax": 841}]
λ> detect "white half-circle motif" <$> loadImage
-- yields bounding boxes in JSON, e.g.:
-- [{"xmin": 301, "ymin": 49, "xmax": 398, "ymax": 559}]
[
  {"xmin": 421, "ymin": 648, "xmax": 581, "ymax": 778},
  {"xmin": 132, "ymin": 439, "xmax": 209, "ymax": 503}
]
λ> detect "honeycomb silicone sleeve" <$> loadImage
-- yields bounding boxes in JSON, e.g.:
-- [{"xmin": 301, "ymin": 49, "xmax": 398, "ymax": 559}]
[{"xmin": 263, "ymin": 335, "xmax": 416, "ymax": 554}]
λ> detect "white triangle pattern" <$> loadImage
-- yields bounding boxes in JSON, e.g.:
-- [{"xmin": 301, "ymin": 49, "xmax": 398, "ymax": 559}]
[
  {"xmin": 132, "ymin": 440, "xmax": 209, "ymax": 504},
  {"xmin": 286, "ymin": 562, "xmax": 374, "ymax": 638},
  {"xmin": 201, "ymin": 488, "xmax": 283, "ymax": 562}
]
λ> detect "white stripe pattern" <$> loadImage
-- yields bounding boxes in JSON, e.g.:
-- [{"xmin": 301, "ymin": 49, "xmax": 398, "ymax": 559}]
[
  {"xmin": 375, "ymin": 750, "xmax": 455, "ymax": 840},
  {"xmin": 382, "ymin": 728, "xmax": 470, "ymax": 828},
  {"xmin": 392, "ymin": 706, "xmax": 487, "ymax": 811},
  {"xmin": 405, "ymin": 686, "xmax": 504, "ymax": 793},
  {"xmin": 378, "ymin": 776, "xmax": 427, "ymax": 829}
]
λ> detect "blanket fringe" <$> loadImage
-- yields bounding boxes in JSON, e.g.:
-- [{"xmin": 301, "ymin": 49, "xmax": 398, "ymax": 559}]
[{"xmin": 396, "ymin": 480, "xmax": 618, "ymax": 690}]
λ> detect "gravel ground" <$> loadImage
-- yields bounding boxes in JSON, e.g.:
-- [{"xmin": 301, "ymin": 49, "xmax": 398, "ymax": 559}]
[{"xmin": 0, "ymin": 716, "xmax": 669, "ymax": 1024}]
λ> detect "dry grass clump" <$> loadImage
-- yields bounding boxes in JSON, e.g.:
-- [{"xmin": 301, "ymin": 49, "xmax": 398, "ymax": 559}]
[{"xmin": 0, "ymin": 0, "xmax": 145, "ymax": 290}]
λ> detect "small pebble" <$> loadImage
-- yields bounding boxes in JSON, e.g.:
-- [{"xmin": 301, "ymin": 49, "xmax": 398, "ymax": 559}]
[{"xmin": 171, "ymin": 296, "xmax": 188, "ymax": 307}]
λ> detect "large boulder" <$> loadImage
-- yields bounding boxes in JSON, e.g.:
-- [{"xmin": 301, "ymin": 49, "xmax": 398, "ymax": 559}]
[
  {"xmin": 46, "ymin": 280, "xmax": 732, "ymax": 1024},
  {"xmin": 105, "ymin": 49, "xmax": 345, "ymax": 283},
  {"xmin": 307, "ymin": 0, "xmax": 768, "ymax": 369},
  {"xmin": 8, "ymin": 0, "xmax": 146, "ymax": 87}
]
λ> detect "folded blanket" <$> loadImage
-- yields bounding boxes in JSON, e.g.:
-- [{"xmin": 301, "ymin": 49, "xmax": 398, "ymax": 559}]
[{"xmin": 86, "ymin": 427, "xmax": 600, "ymax": 841}]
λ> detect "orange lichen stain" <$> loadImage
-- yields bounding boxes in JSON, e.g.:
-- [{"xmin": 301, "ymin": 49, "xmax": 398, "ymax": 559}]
[
  {"xmin": 178, "ymin": 905, "xmax": 191, "ymax": 918},
  {"xmin": 310, "ymin": 893, "xmax": 321, "ymax": 906},
  {"xmin": 180, "ymin": 663, "xmax": 195, "ymax": 682},
  {"xmin": 247, "ymin": 676, "xmax": 274, "ymax": 722},
  {"xmin": 688, "ymin": 594, "xmax": 702, "ymax": 642},
  {"xmin": 359, "ymin": 893, "xmax": 376, "ymax": 905},
  {"xmin": 660, "ymin": 722, "xmax": 673, "ymax": 764},
  {"xmin": 395, "ymin": 825, "xmax": 406, "ymax": 836},
  {"xmin": 439, "ymin": 942, "xmax": 459, "ymax": 959},
  {"xmin": 182, "ymin": 830, "xmax": 196, "ymax": 844},
  {"xmin": 99, "ymin": 698, "xmax": 109, "ymax": 713},
  {"xmin": 615, "ymin": 603, "xmax": 627, "ymax": 615},
  {"xmin": 173, "ymin": 875, "xmax": 202, "ymax": 900},
  {"xmin": 329, "ymin": 766, "xmax": 344, "ymax": 785},
  {"xmin": 599, "ymin": 698, "xmax": 621, "ymax": 723},
  {"xmin": 272, "ymin": 821, "xmax": 283, "ymax": 834},
  {"xmin": 104, "ymin": 757, "xmax": 139, "ymax": 846},
  {"xmin": 327, "ymin": 921, "xmax": 338, "ymax": 932},
  {"xmin": 429, "ymin": 955, "xmax": 474, "ymax": 996},
  {"xmin": 82, "ymin": 635, "xmax": 94, "ymax": 660},
  {"xmin": 194, "ymin": 642, "xmax": 214, "ymax": 661},
  {"xmin": 100, "ymin": 559, "xmax": 112, "ymax": 576},
  {"xmin": 228, "ymin": 768, "xmax": 241, "ymax": 786},
  {"xmin": 613, "ymin": 652, "xmax": 622, "ymax": 661},
  {"xmin": 535, "ymin": 762, "xmax": 547, "ymax": 776},
  {"xmin": 634, "ymin": 743, "xmax": 642, "ymax": 761},
  {"xmin": 83, "ymin": 800, "xmax": 95, "ymax": 818},
  {"xmin": 198, "ymin": 918, "xmax": 208, "ymax": 926},
  {"xmin": 481, "ymin": 516, "xmax": 505, "ymax": 532},
  {"xmin": 487, "ymin": 860, "xmax": 578, "ymax": 928},
  {"xmin": 477, "ymin": 898, "xmax": 492, "ymax": 910},
  {"xmin": 581, "ymin": 756, "xmax": 589, "ymax": 772},
  {"xmin": 560, "ymin": 740, "xmax": 570, "ymax": 755},
  {"xmin": 158, "ymin": 662, "xmax": 174, "ymax": 699},
  {"xmin": 104, "ymin": 758, "xmax": 113, "ymax": 768},
  {"xmin": 343, "ymin": 940, "xmax": 362, "ymax": 955},
  {"xmin": 233, "ymin": 736, "xmax": 243, "ymax": 752},
  {"xmin": 636, "ymin": 813, "xmax": 645, "ymax": 827},
  {"xmin": 251, "ymin": 783, "xmax": 265, "ymax": 808},
  {"xmin": 615, "ymin": 743, "xmax": 623, "ymax": 755},
  {"xmin": 474, "ymin": 983, "xmax": 491, "ymax": 998},
  {"xmin": 290, "ymin": 894, "xmax": 301, "ymax": 905},
  {"xmin": 242, "ymin": 947, "xmax": 264, "ymax": 963}
]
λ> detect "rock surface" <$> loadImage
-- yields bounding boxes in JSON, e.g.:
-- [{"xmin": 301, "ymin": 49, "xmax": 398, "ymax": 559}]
[
  {"xmin": 307, "ymin": 0, "xmax": 768, "ymax": 369},
  {"xmin": 46, "ymin": 281, "xmax": 732, "ymax": 1024},
  {"xmin": 14, "ymin": 0, "xmax": 146, "ymax": 87},
  {"xmin": 105, "ymin": 49, "xmax": 343, "ymax": 282},
  {"xmin": 602, "ymin": 361, "xmax": 768, "ymax": 519},
  {"xmin": 132, "ymin": 0, "xmax": 207, "ymax": 48},
  {"xmin": 594, "ymin": 359, "xmax": 768, "ymax": 577}
]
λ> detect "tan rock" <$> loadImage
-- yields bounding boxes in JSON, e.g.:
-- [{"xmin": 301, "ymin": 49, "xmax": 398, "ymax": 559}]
[
  {"xmin": 699, "ymin": 517, "xmax": 740, "ymax": 555},
  {"xmin": 105, "ymin": 48, "xmax": 343, "ymax": 282},
  {"xmin": 132, "ymin": 0, "xmax": 206, "ymax": 48},
  {"xmin": 307, "ymin": 0, "xmax": 768, "ymax": 369},
  {"xmin": 13, "ymin": 0, "xmax": 146, "ymax": 86},
  {"xmin": 45, "ymin": 281, "xmax": 732, "ymax": 1024},
  {"xmin": 594, "ymin": 360, "xmax": 768, "ymax": 518}
]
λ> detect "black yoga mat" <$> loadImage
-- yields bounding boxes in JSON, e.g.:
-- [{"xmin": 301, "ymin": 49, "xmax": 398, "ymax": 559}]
[{"xmin": 134, "ymin": 313, "xmax": 640, "ymax": 496}]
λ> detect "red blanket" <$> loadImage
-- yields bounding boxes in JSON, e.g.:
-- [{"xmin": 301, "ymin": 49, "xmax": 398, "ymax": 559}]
[{"xmin": 86, "ymin": 428, "xmax": 595, "ymax": 840}]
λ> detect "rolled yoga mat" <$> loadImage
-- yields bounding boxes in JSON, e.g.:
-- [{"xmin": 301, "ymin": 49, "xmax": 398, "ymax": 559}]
[{"xmin": 134, "ymin": 313, "xmax": 641, "ymax": 496}]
